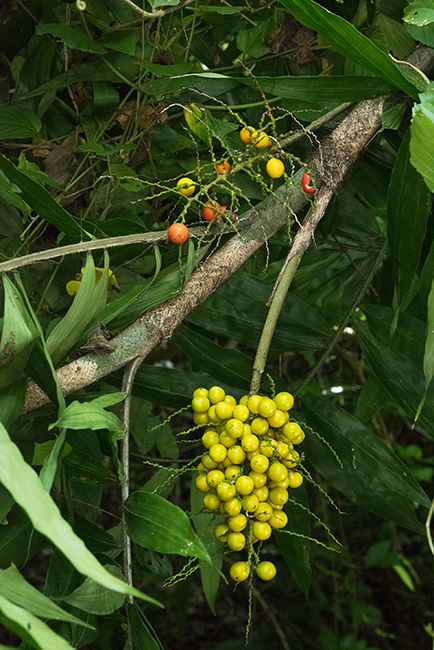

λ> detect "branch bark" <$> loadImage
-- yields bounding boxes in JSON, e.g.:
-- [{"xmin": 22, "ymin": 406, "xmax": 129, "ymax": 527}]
[{"xmin": 23, "ymin": 46, "xmax": 434, "ymax": 412}]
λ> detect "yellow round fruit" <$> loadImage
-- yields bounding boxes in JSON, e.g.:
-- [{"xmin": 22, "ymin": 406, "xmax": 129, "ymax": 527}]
[
  {"xmin": 215, "ymin": 522, "xmax": 230, "ymax": 541},
  {"xmin": 227, "ymin": 531, "xmax": 246, "ymax": 551},
  {"xmin": 240, "ymin": 127, "xmax": 255, "ymax": 143},
  {"xmin": 288, "ymin": 471, "xmax": 304, "ymax": 488},
  {"xmin": 208, "ymin": 385, "xmax": 226, "ymax": 404},
  {"xmin": 256, "ymin": 560, "xmax": 276, "ymax": 581},
  {"xmin": 252, "ymin": 520, "xmax": 272, "ymax": 540},
  {"xmin": 253, "ymin": 131, "xmax": 269, "ymax": 148},
  {"xmin": 266, "ymin": 158, "xmax": 285, "ymax": 179},
  {"xmin": 230, "ymin": 561, "xmax": 250, "ymax": 582},
  {"xmin": 176, "ymin": 177, "xmax": 195, "ymax": 196},
  {"xmin": 235, "ymin": 475, "xmax": 255, "ymax": 495},
  {"xmin": 275, "ymin": 391, "xmax": 294, "ymax": 411},
  {"xmin": 203, "ymin": 493, "xmax": 221, "ymax": 511}
]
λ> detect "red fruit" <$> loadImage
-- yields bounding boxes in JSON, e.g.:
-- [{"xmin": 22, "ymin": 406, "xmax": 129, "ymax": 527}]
[
  {"xmin": 167, "ymin": 222, "xmax": 188, "ymax": 244},
  {"xmin": 202, "ymin": 201, "xmax": 225, "ymax": 222},
  {"xmin": 301, "ymin": 172, "xmax": 315, "ymax": 195}
]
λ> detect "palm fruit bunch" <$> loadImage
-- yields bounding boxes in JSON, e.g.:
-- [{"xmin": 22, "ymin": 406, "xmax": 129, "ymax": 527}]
[{"xmin": 192, "ymin": 385, "xmax": 306, "ymax": 582}]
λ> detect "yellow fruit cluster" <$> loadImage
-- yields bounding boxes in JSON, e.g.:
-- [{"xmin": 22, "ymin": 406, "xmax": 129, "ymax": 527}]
[{"xmin": 192, "ymin": 386, "xmax": 306, "ymax": 582}]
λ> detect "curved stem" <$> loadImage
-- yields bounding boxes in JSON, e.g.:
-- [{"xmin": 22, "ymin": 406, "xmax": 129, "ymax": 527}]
[{"xmin": 250, "ymin": 254, "xmax": 301, "ymax": 395}]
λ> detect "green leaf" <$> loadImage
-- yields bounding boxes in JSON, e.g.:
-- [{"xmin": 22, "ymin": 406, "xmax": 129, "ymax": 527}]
[
  {"xmin": 301, "ymin": 395, "xmax": 430, "ymax": 531},
  {"xmin": 190, "ymin": 480, "xmax": 224, "ymax": 612},
  {"xmin": 36, "ymin": 23, "xmax": 107, "ymax": 53},
  {"xmin": 275, "ymin": 486, "xmax": 311, "ymax": 596},
  {"xmin": 237, "ymin": 15, "xmax": 276, "ymax": 58},
  {"xmin": 373, "ymin": 14, "xmax": 416, "ymax": 58},
  {"xmin": 411, "ymin": 93, "xmax": 434, "ymax": 191},
  {"xmin": 0, "ymin": 106, "xmax": 41, "ymax": 139},
  {"xmin": 184, "ymin": 103, "xmax": 213, "ymax": 145},
  {"xmin": 277, "ymin": 0, "xmax": 419, "ymax": 99},
  {"xmin": 404, "ymin": 0, "xmax": 434, "ymax": 26},
  {"xmin": 125, "ymin": 491, "xmax": 213, "ymax": 565},
  {"xmin": 387, "ymin": 128, "xmax": 432, "ymax": 306},
  {"xmin": 127, "ymin": 603, "xmax": 162, "ymax": 650},
  {"xmin": 188, "ymin": 270, "xmax": 331, "ymax": 354},
  {"xmin": 247, "ymin": 75, "xmax": 396, "ymax": 102},
  {"xmin": 0, "ymin": 421, "xmax": 160, "ymax": 604},
  {"xmin": 46, "ymin": 251, "xmax": 109, "ymax": 365},
  {"xmin": 49, "ymin": 400, "xmax": 124, "ymax": 436},
  {"xmin": 174, "ymin": 324, "xmax": 286, "ymax": 393},
  {"xmin": 126, "ymin": 365, "xmax": 245, "ymax": 410},
  {"xmin": 0, "ymin": 379, "xmax": 27, "ymax": 430},
  {"xmin": 0, "ymin": 565, "xmax": 94, "ymax": 628},
  {"xmin": 0, "ymin": 275, "xmax": 37, "ymax": 390},
  {"xmin": 355, "ymin": 306, "xmax": 434, "ymax": 438},
  {"xmin": 64, "ymin": 565, "xmax": 125, "ymax": 614},
  {"xmin": 424, "ymin": 277, "xmax": 434, "ymax": 390},
  {"xmin": 0, "ymin": 508, "xmax": 44, "ymax": 569},
  {"xmin": 0, "ymin": 153, "xmax": 83, "ymax": 237},
  {"xmin": 0, "ymin": 595, "xmax": 75, "ymax": 650}
]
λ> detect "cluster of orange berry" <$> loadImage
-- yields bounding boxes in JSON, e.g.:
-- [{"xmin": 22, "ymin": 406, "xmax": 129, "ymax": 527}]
[{"xmin": 192, "ymin": 386, "xmax": 305, "ymax": 583}]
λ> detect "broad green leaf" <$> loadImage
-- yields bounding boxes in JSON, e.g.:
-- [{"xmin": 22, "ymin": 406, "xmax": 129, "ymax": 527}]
[
  {"xmin": 46, "ymin": 252, "xmax": 109, "ymax": 365},
  {"xmin": 0, "ymin": 565, "xmax": 93, "ymax": 628},
  {"xmin": 353, "ymin": 374, "xmax": 390, "ymax": 424},
  {"xmin": 49, "ymin": 400, "xmax": 124, "ymax": 436},
  {"xmin": 64, "ymin": 448, "xmax": 118, "ymax": 484},
  {"xmin": 64, "ymin": 566, "xmax": 125, "ymax": 614},
  {"xmin": 373, "ymin": 14, "xmax": 416, "ymax": 58},
  {"xmin": 0, "ymin": 106, "xmax": 41, "ymax": 139},
  {"xmin": 411, "ymin": 94, "xmax": 434, "ymax": 191},
  {"xmin": 242, "ymin": 75, "xmax": 395, "ymax": 102},
  {"xmin": 277, "ymin": 0, "xmax": 419, "ymax": 99},
  {"xmin": 355, "ymin": 306, "xmax": 434, "ymax": 438},
  {"xmin": 125, "ymin": 365, "xmax": 245, "ymax": 410},
  {"xmin": 74, "ymin": 514, "xmax": 121, "ymax": 557},
  {"xmin": 301, "ymin": 395, "xmax": 430, "ymax": 530},
  {"xmin": 237, "ymin": 15, "xmax": 276, "ymax": 58},
  {"xmin": 404, "ymin": 0, "xmax": 434, "ymax": 26},
  {"xmin": 420, "ymin": 239, "xmax": 434, "ymax": 307},
  {"xmin": 0, "ymin": 376, "xmax": 27, "ymax": 429},
  {"xmin": 100, "ymin": 30, "xmax": 137, "ymax": 56},
  {"xmin": 0, "ymin": 508, "xmax": 44, "ymax": 569},
  {"xmin": 127, "ymin": 603, "xmax": 162, "ymax": 650},
  {"xmin": 0, "ymin": 275, "xmax": 37, "ymax": 390},
  {"xmin": 275, "ymin": 486, "xmax": 311, "ymax": 596},
  {"xmin": 191, "ymin": 480, "xmax": 224, "ymax": 612},
  {"xmin": 0, "ymin": 153, "xmax": 83, "ymax": 237},
  {"xmin": 0, "ymin": 595, "xmax": 74, "ymax": 650},
  {"xmin": 387, "ymin": 129, "xmax": 432, "ymax": 305},
  {"xmin": 100, "ymin": 244, "xmax": 208, "ymax": 334},
  {"xmin": 184, "ymin": 104, "xmax": 213, "ymax": 145},
  {"xmin": 17, "ymin": 271, "xmax": 66, "ymax": 411},
  {"xmin": 125, "ymin": 491, "xmax": 213, "ymax": 565},
  {"xmin": 189, "ymin": 270, "xmax": 331, "ymax": 355},
  {"xmin": 36, "ymin": 23, "xmax": 107, "ymax": 54},
  {"xmin": 173, "ymin": 324, "xmax": 286, "ymax": 393},
  {"xmin": 0, "ymin": 422, "xmax": 159, "ymax": 604},
  {"xmin": 417, "ymin": 277, "xmax": 434, "ymax": 418}
]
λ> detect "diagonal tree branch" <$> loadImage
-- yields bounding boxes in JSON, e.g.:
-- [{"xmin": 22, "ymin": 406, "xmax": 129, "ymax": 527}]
[{"xmin": 23, "ymin": 47, "xmax": 434, "ymax": 413}]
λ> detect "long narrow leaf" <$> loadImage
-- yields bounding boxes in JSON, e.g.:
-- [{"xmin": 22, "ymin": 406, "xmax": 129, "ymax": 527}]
[
  {"xmin": 0, "ymin": 153, "xmax": 84, "ymax": 236},
  {"xmin": 0, "ymin": 421, "xmax": 160, "ymax": 605},
  {"xmin": 0, "ymin": 565, "xmax": 94, "ymax": 628},
  {"xmin": 277, "ymin": 0, "xmax": 419, "ymax": 99},
  {"xmin": 0, "ymin": 595, "xmax": 74, "ymax": 650}
]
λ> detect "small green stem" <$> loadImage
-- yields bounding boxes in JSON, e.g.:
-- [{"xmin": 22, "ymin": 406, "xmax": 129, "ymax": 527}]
[{"xmin": 250, "ymin": 253, "xmax": 301, "ymax": 395}]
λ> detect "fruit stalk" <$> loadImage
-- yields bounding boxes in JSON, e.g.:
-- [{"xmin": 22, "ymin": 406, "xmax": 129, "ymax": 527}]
[{"xmin": 250, "ymin": 254, "xmax": 301, "ymax": 395}]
